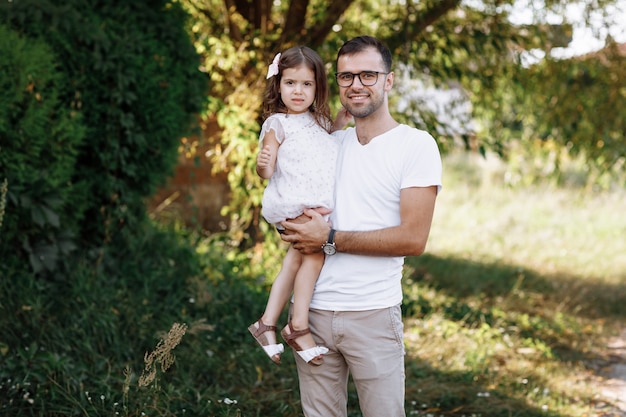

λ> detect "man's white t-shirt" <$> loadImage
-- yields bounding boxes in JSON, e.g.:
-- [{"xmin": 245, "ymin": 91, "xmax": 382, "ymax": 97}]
[{"xmin": 309, "ymin": 124, "xmax": 442, "ymax": 311}]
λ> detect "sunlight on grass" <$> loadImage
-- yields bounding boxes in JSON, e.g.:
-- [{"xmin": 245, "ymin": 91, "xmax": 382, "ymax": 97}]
[
  {"xmin": 428, "ymin": 152, "xmax": 626, "ymax": 283},
  {"xmin": 400, "ymin": 151, "xmax": 626, "ymax": 417}
]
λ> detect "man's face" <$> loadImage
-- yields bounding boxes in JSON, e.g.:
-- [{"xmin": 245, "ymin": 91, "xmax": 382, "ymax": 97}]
[{"xmin": 336, "ymin": 47, "xmax": 392, "ymax": 119}]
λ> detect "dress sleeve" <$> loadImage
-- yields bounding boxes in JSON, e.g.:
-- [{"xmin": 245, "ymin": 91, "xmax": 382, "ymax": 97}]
[{"xmin": 259, "ymin": 116, "xmax": 286, "ymax": 146}]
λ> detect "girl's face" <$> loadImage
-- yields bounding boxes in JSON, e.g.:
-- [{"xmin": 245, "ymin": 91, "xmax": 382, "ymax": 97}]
[{"xmin": 279, "ymin": 65, "xmax": 316, "ymax": 114}]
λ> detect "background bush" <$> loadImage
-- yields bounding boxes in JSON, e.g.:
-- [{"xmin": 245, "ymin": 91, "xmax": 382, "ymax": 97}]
[
  {"xmin": 0, "ymin": 0, "xmax": 206, "ymax": 271},
  {"xmin": 0, "ymin": 23, "xmax": 85, "ymax": 273},
  {"xmin": 0, "ymin": 1, "xmax": 211, "ymax": 415}
]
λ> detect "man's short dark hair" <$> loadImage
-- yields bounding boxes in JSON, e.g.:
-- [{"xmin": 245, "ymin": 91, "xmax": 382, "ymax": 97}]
[{"xmin": 337, "ymin": 36, "xmax": 392, "ymax": 72}]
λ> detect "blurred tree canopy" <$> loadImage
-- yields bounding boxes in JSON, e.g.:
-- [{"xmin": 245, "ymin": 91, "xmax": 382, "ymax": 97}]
[
  {"xmin": 516, "ymin": 41, "xmax": 626, "ymax": 183},
  {"xmin": 1, "ymin": 0, "xmax": 622, "ymax": 263},
  {"xmin": 179, "ymin": 0, "xmax": 624, "ymax": 245}
]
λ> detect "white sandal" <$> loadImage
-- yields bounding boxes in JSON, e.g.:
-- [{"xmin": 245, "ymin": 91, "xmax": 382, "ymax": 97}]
[
  {"xmin": 281, "ymin": 322, "xmax": 328, "ymax": 366},
  {"xmin": 248, "ymin": 319, "xmax": 284, "ymax": 364}
]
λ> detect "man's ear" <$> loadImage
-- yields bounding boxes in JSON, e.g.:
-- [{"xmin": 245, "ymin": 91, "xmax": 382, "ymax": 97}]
[{"xmin": 384, "ymin": 71, "xmax": 394, "ymax": 92}]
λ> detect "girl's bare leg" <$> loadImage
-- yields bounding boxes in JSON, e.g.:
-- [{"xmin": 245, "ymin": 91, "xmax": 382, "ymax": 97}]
[
  {"xmin": 249, "ymin": 245, "xmax": 303, "ymax": 363},
  {"xmin": 253, "ymin": 245, "xmax": 302, "ymax": 344},
  {"xmin": 285, "ymin": 251, "xmax": 325, "ymax": 350}
]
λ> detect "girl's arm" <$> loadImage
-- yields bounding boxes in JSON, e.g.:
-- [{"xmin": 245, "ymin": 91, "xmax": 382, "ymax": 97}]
[{"xmin": 256, "ymin": 129, "xmax": 280, "ymax": 179}]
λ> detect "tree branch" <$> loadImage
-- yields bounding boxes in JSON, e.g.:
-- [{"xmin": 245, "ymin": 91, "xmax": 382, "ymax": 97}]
[
  {"xmin": 279, "ymin": 0, "xmax": 310, "ymax": 46},
  {"xmin": 413, "ymin": 0, "xmax": 462, "ymax": 33},
  {"xmin": 307, "ymin": 0, "xmax": 355, "ymax": 48},
  {"xmin": 223, "ymin": 0, "xmax": 244, "ymax": 42},
  {"xmin": 256, "ymin": 0, "xmax": 272, "ymax": 34}
]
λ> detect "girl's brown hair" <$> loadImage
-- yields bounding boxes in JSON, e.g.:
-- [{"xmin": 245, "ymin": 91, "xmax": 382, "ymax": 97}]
[{"xmin": 262, "ymin": 46, "xmax": 332, "ymax": 132}]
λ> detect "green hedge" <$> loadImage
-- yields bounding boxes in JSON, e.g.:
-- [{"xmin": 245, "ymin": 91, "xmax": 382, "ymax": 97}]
[
  {"xmin": 0, "ymin": 4, "xmax": 210, "ymax": 410},
  {"xmin": 0, "ymin": 0, "xmax": 206, "ymax": 273},
  {"xmin": 0, "ymin": 23, "xmax": 86, "ymax": 272}
]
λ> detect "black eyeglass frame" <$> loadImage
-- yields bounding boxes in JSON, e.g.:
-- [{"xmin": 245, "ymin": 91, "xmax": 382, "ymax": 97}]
[{"xmin": 334, "ymin": 71, "xmax": 389, "ymax": 87}]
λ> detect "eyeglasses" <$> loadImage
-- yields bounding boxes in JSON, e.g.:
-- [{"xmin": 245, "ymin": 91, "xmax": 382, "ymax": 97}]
[{"xmin": 335, "ymin": 71, "xmax": 389, "ymax": 87}]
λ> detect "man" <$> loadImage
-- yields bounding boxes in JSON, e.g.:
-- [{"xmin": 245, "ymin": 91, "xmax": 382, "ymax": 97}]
[{"xmin": 281, "ymin": 36, "xmax": 442, "ymax": 417}]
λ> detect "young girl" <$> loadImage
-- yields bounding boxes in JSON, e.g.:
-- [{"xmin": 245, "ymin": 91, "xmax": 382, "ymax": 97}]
[{"xmin": 248, "ymin": 46, "xmax": 347, "ymax": 366}]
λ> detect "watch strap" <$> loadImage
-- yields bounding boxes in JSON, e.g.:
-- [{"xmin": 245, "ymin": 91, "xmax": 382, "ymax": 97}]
[{"xmin": 327, "ymin": 228, "xmax": 336, "ymax": 245}]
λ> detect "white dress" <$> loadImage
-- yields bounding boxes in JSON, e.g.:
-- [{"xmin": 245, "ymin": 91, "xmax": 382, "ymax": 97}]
[{"xmin": 260, "ymin": 112, "xmax": 339, "ymax": 225}]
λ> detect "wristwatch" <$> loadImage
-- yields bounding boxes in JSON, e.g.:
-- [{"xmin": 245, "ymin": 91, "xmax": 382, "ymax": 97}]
[{"xmin": 322, "ymin": 228, "xmax": 337, "ymax": 255}]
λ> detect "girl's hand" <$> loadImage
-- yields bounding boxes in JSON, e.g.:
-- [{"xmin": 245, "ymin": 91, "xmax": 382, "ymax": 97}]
[{"xmin": 257, "ymin": 144, "xmax": 273, "ymax": 169}]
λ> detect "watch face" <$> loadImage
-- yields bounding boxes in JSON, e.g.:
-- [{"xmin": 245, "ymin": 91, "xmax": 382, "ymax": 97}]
[{"xmin": 323, "ymin": 244, "xmax": 336, "ymax": 255}]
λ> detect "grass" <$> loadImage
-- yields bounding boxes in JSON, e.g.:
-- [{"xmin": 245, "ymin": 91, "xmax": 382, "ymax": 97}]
[
  {"xmin": 428, "ymin": 152, "xmax": 626, "ymax": 283},
  {"xmin": 196, "ymin": 150, "xmax": 626, "ymax": 416},
  {"xmin": 1, "ymin": 151, "xmax": 624, "ymax": 416},
  {"xmin": 398, "ymin": 151, "xmax": 626, "ymax": 416}
]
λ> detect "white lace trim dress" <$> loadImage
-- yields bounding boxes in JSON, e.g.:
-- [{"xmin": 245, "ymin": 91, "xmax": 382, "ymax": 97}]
[{"xmin": 259, "ymin": 112, "xmax": 339, "ymax": 225}]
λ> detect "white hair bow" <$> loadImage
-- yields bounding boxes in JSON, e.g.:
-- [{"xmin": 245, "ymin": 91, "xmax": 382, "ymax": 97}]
[{"xmin": 266, "ymin": 53, "xmax": 281, "ymax": 79}]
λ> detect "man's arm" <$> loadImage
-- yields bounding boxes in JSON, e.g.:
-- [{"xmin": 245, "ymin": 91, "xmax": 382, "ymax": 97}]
[{"xmin": 281, "ymin": 186, "xmax": 438, "ymax": 256}]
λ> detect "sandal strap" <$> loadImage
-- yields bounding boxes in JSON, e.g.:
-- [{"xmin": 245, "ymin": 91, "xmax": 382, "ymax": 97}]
[
  {"xmin": 252, "ymin": 318, "xmax": 276, "ymax": 337},
  {"xmin": 283, "ymin": 322, "xmax": 311, "ymax": 342}
]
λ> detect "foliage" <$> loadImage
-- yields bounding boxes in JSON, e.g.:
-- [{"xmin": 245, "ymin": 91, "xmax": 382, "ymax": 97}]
[
  {"xmin": 179, "ymin": 0, "xmax": 622, "ymax": 250},
  {"xmin": 0, "ymin": 0, "xmax": 206, "ymax": 273},
  {"xmin": 0, "ymin": 222, "xmax": 205, "ymax": 416},
  {"xmin": 0, "ymin": 24, "xmax": 85, "ymax": 273},
  {"xmin": 516, "ymin": 42, "xmax": 626, "ymax": 184},
  {"xmin": 0, "ymin": 178, "xmax": 7, "ymax": 227}
]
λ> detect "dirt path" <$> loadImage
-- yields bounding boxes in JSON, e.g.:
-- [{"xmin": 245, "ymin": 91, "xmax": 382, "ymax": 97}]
[{"xmin": 593, "ymin": 328, "xmax": 626, "ymax": 416}]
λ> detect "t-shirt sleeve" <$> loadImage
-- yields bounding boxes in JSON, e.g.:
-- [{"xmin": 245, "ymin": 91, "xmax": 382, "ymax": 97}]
[
  {"xmin": 401, "ymin": 129, "xmax": 443, "ymax": 193},
  {"xmin": 259, "ymin": 116, "xmax": 286, "ymax": 146}
]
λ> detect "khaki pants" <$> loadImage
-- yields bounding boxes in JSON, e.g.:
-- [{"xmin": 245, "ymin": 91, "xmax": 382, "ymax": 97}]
[{"xmin": 290, "ymin": 305, "xmax": 406, "ymax": 417}]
